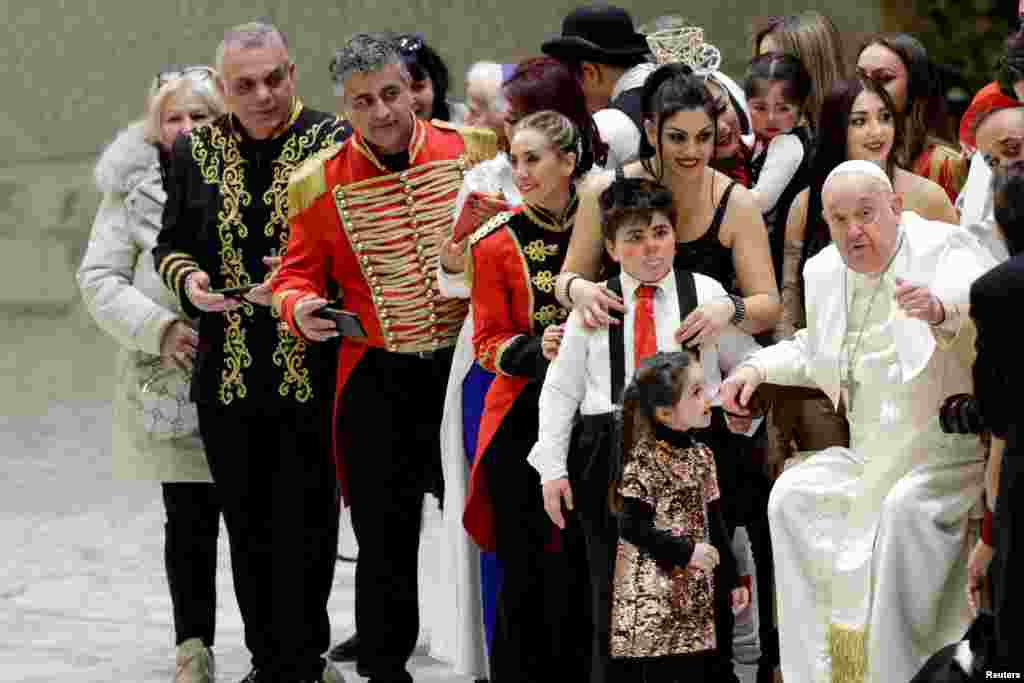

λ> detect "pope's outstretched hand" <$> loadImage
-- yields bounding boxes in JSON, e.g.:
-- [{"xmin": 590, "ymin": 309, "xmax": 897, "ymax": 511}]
[{"xmin": 719, "ymin": 365, "xmax": 764, "ymax": 416}]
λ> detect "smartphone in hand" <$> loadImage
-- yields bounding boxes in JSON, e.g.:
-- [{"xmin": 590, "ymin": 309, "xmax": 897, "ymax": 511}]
[
  {"xmin": 453, "ymin": 192, "xmax": 509, "ymax": 242},
  {"xmin": 209, "ymin": 283, "xmax": 260, "ymax": 299},
  {"xmin": 314, "ymin": 307, "xmax": 368, "ymax": 338}
]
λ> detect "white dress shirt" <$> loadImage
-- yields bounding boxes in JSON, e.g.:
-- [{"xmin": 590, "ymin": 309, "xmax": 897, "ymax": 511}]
[{"xmin": 527, "ymin": 268, "xmax": 763, "ymax": 482}]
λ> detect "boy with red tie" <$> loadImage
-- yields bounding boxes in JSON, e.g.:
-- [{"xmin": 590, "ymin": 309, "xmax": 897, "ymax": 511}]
[{"xmin": 528, "ymin": 177, "xmax": 762, "ymax": 682}]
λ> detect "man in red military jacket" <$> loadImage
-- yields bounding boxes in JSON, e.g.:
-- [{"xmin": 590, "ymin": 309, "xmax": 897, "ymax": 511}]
[{"xmin": 272, "ymin": 32, "xmax": 496, "ymax": 683}]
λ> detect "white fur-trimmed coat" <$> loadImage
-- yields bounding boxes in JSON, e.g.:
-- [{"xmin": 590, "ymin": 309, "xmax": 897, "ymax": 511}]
[{"xmin": 77, "ymin": 122, "xmax": 209, "ymax": 481}]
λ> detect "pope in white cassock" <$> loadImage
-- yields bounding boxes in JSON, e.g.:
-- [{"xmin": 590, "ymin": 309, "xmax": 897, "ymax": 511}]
[{"xmin": 720, "ymin": 160, "xmax": 999, "ymax": 683}]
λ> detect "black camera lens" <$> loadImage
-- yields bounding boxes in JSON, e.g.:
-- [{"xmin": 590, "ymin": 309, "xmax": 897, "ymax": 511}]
[{"xmin": 938, "ymin": 393, "xmax": 985, "ymax": 435}]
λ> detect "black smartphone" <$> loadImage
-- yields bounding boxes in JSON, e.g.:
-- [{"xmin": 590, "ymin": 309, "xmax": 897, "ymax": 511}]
[
  {"xmin": 209, "ymin": 283, "xmax": 259, "ymax": 298},
  {"xmin": 314, "ymin": 307, "xmax": 368, "ymax": 338}
]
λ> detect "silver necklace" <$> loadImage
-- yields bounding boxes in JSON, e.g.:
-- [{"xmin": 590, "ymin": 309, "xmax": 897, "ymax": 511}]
[{"xmin": 839, "ymin": 231, "xmax": 904, "ymax": 408}]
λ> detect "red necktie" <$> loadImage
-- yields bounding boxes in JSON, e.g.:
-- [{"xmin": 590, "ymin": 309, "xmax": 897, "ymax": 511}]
[{"xmin": 634, "ymin": 285, "xmax": 658, "ymax": 368}]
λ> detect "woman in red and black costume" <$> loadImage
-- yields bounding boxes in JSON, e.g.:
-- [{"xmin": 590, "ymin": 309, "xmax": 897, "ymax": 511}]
[{"xmin": 463, "ymin": 109, "xmax": 593, "ymax": 681}]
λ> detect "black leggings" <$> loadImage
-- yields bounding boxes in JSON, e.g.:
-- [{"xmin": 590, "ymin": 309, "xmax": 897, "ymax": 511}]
[{"xmin": 162, "ymin": 481, "xmax": 220, "ymax": 647}]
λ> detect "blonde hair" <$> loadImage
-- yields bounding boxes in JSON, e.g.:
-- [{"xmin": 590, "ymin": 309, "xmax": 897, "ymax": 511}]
[
  {"xmin": 511, "ymin": 110, "xmax": 585, "ymax": 177},
  {"xmin": 142, "ymin": 73, "xmax": 224, "ymax": 145},
  {"xmin": 760, "ymin": 11, "xmax": 847, "ymax": 129}
]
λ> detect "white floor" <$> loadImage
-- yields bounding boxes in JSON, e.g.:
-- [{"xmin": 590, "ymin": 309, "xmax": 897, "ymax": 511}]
[{"xmin": 0, "ymin": 307, "xmax": 757, "ymax": 682}]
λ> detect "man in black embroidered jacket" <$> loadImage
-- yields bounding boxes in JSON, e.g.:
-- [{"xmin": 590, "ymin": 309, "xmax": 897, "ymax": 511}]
[{"xmin": 153, "ymin": 20, "xmax": 350, "ymax": 683}]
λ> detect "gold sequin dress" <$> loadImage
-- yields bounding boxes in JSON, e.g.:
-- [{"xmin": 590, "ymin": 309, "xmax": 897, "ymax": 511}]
[{"xmin": 611, "ymin": 428, "xmax": 727, "ymax": 659}]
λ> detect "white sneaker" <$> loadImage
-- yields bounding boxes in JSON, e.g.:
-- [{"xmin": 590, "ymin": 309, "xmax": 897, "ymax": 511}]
[{"xmin": 175, "ymin": 638, "xmax": 215, "ymax": 683}]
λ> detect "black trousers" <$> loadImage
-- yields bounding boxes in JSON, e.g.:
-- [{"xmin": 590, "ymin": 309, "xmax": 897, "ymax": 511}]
[
  {"xmin": 487, "ymin": 386, "xmax": 591, "ymax": 683},
  {"xmin": 339, "ymin": 347, "xmax": 451, "ymax": 683},
  {"xmin": 162, "ymin": 482, "xmax": 220, "ymax": 647},
  {"xmin": 609, "ymin": 651, "xmax": 714, "ymax": 682},
  {"xmin": 569, "ymin": 414, "xmax": 618, "ymax": 683},
  {"xmin": 198, "ymin": 403, "xmax": 339, "ymax": 681},
  {"xmin": 693, "ymin": 410, "xmax": 779, "ymax": 682}
]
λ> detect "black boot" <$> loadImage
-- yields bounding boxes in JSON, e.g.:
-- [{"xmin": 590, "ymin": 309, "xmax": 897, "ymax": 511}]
[{"xmin": 327, "ymin": 633, "xmax": 360, "ymax": 662}]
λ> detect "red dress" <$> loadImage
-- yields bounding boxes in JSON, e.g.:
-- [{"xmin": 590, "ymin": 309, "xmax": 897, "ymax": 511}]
[
  {"xmin": 273, "ymin": 117, "xmax": 497, "ymax": 500},
  {"xmin": 911, "ymin": 139, "xmax": 969, "ymax": 204}
]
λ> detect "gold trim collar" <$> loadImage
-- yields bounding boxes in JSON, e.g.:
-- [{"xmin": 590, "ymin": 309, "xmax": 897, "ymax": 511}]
[{"xmin": 522, "ymin": 191, "xmax": 579, "ymax": 233}]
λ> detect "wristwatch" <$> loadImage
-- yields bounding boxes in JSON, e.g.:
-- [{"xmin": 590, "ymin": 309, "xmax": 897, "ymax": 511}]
[{"xmin": 727, "ymin": 293, "xmax": 746, "ymax": 325}]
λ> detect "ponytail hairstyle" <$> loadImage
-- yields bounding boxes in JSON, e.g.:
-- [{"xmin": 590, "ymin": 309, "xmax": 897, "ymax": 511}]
[
  {"xmin": 511, "ymin": 109, "xmax": 589, "ymax": 179},
  {"xmin": 610, "ymin": 350, "xmax": 699, "ymax": 514},
  {"xmin": 638, "ymin": 63, "xmax": 723, "ymax": 178}
]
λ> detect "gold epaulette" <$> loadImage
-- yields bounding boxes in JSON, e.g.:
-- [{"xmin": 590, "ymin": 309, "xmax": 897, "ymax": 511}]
[
  {"xmin": 287, "ymin": 142, "xmax": 343, "ymax": 218},
  {"xmin": 432, "ymin": 119, "xmax": 500, "ymax": 167},
  {"xmin": 469, "ymin": 210, "xmax": 514, "ymax": 247},
  {"xmin": 466, "ymin": 210, "xmax": 514, "ymax": 289}
]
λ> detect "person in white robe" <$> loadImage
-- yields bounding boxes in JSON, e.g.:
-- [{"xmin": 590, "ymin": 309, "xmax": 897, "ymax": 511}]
[{"xmin": 719, "ymin": 160, "xmax": 998, "ymax": 683}]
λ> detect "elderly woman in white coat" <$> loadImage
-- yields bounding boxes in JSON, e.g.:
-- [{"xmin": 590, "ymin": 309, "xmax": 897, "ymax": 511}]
[{"xmin": 77, "ymin": 68, "xmax": 223, "ymax": 683}]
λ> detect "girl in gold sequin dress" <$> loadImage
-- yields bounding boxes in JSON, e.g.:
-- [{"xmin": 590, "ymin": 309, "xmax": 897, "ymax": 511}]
[{"xmin": 609, "ymin": 351, "xmax": 750, "ymax": 681}]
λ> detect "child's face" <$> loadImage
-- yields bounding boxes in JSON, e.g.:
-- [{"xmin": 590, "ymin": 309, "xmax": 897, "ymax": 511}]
[
  {"xmin": 605, "ymin": 210, "xmax": 676, "ymax": 284},
  {"xmin": 705, "ymin": 79, "xmax": 743, "ymax": 160},
  {"xmin": 748, "ymin": 81, "xmax": 801, "ymax": 142},
  {"xmin": 655, "ymin": 362, "xmax": 711, "ymax": 432}
]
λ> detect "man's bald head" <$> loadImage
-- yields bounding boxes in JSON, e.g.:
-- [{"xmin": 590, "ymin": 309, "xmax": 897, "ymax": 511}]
[
  {"xmin": 976, "ymin": 106, "xmax": 1024, "ymax": 170},
  {"xmin": 822, "ymin": 167, "xmax": 903, "ymax": 275}
]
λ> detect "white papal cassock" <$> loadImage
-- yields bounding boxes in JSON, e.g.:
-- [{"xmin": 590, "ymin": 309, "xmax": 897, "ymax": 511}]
[{"xmin": 748, "ymin": 212, "xmax": 997, "ymax": 683}]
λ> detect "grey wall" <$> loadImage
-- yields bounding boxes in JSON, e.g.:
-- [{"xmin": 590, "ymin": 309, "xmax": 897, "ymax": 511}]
[{"xmin": 0, "ymin": 0, "xmax": 880, "ymax": 313}]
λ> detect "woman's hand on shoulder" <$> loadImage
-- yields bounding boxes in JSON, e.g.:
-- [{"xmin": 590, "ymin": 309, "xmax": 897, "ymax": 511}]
[
  {"xmin": 675, "ymin": 296, "xmax": 734, "ymax": 347},
  {"xmin": 572, "ymin": 279, "xmax": 625, "ymax": 329}
]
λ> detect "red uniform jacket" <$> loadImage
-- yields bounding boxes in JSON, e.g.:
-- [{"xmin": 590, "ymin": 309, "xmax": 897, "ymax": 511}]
[
  {"xmin": 462, "ymin": 205, "xmax": 574, "ymax": 551},
  {"xmin": 273, "ymin": 117, "xmax": 497, "ymax": 501}
]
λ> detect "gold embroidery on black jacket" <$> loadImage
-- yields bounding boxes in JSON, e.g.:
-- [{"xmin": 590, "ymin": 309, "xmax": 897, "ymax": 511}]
[{"xmin": 166, "ymin": 107, "xmax": 350, "ymax": 408}]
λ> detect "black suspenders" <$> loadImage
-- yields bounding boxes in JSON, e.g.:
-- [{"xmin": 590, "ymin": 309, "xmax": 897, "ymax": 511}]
[{"xmin": 605, "ymin": 269, "xmax": 699, "ymax": 405}]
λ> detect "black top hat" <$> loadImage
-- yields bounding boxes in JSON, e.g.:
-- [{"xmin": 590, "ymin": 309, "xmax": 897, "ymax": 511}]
[{"xmin": 541, "ymin": 5, "xmax": 651, "ymax": 64}]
